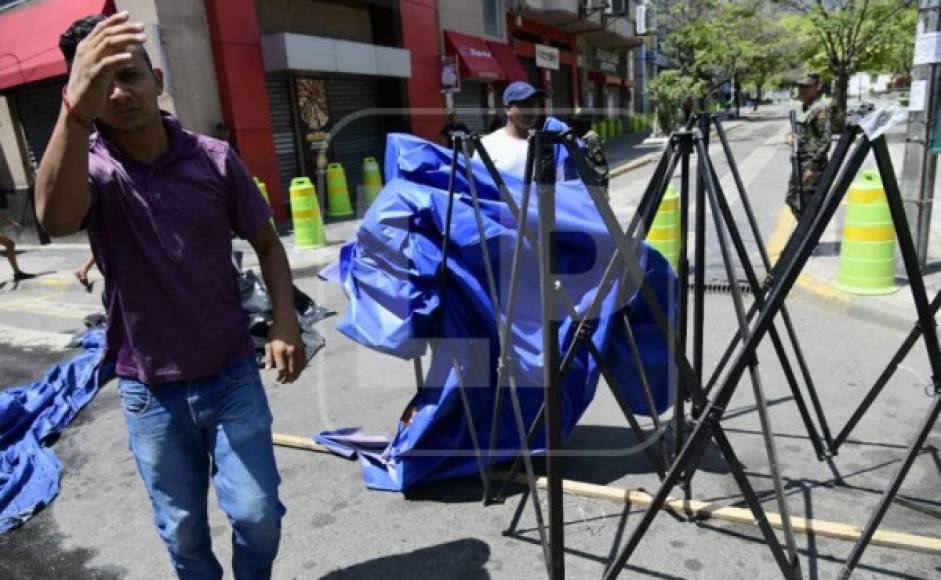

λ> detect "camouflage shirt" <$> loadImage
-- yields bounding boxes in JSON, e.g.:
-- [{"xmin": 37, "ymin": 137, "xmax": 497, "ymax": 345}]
[{"xmin": 797, "ymin": 97, "xmax": 831, "ymax": 170}]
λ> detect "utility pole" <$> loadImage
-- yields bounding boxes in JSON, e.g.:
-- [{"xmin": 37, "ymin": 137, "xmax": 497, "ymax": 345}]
[{"xmin": 899, "ymin": 0, "xmax": 941, "ymax": 273}]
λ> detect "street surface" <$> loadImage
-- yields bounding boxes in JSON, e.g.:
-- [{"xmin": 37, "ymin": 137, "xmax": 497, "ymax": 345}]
[{"xmin": 1, "ymin": 105, "xmax": 939, "ymax": 579}]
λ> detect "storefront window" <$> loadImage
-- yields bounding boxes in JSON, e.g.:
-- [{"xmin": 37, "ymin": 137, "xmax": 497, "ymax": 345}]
[{"xmin": 483, "ymin": 0, "xmax": 503, "ymax": 38}]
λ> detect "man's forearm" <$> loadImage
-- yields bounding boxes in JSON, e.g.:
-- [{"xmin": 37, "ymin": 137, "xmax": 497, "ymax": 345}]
[
  {"xmin": 257, "ymin": 240, "xmax": 297, "ymax": 325},
  {"xmin": 35, "ymin": 107, "xmax": 93, "ymax": 237}
]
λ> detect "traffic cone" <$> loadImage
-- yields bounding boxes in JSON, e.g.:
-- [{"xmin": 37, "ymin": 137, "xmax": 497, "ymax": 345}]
[
  {"xmin": 253, "ymin": 177, "xmax": 276, "ymax": 229},
  {"xmin": 646, "ymin": 184, "xmax": 680, "ymax": 270},
  {"xmin": 835, "ymin": 169, "xmax": 897, "ymax": 295},
  {"xmin": 289, "ymin": 177, "xmax": 326, "ymax": 249},
  {"xmin": 326, "ymin": 163, "xmax": 354, "ymax": 218},
  {"xmin": 361, "ymin": 157, "xmax": 383, "ymax": 211}
]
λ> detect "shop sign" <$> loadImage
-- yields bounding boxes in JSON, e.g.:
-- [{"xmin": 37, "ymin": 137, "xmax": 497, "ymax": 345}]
[
  {"xmin": 595, "ymin": 48, "xmax": 622, "ymax": 74},
  {"xmin": 441, "ymin": 55, "xmax": 460, "ymax": 93},
  {"xmin": 535, "ymin": 43, "xmax": 560, "ymax": 70}
]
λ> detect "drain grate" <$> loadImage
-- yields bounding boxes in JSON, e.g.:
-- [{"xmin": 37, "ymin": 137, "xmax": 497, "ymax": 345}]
[{"xmin": 688, "ymin": 279, "xmax": 755, "ymax": 295}]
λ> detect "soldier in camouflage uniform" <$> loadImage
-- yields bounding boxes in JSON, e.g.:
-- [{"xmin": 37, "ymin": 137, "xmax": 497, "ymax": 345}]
[
  {"xmin": 582, "ymin": 128, "xmax": 609, "ymax": 194},
  {"xmin": 787, "ymin": 74, "xmax": 832, "ymax": 218}
]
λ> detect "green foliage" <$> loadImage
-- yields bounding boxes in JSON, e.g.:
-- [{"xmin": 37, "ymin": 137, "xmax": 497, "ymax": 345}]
[
  {"xmin": 738, "ymin": 6, "xmax": 804, "ymax": 102},
  {"xmin": 647, "ymin": 70, "xmax": 705, "ymax": 132},
  {"xmin": 775, "ymin": 0, "xmax": 918, "ymax": 129},
  {"xmin": 656, "ymin": 0, "xmax": 726, "ymax": 93},
  {"xmin": 650, "ymin": 1, "xmax": 799, "ymax": 122}
]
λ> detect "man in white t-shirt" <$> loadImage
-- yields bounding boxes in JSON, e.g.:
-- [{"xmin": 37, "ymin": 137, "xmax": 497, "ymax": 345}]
[{"xmin": 479, "ymin": 81, "xmax": 545, "ymax": 179}]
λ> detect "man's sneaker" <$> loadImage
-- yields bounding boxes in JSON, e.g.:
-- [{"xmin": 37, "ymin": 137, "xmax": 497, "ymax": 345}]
[{"xmin": 13, "ymin": 271, "xmax": 36, "ymax": 281}]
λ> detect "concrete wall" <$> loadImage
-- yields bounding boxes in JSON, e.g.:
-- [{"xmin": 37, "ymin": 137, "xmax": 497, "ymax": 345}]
[
  {"xmin": 0, "ymin": 96, "xmax": 28, "ymax": 192},
  {"xmin": 438, "ymin": 0, "xmax": 504, "ymax": 42},
  {"xmin": 256, "ymin": 0, "xmax": 372, "ymax": 43},
  {"xmin": 115, "ymin": 0, "xmax": 224, "ymax": 137}
]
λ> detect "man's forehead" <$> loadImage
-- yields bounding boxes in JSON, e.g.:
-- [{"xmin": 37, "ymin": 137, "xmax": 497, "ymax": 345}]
[{"xmin": 124, "ymin": 45, "xmax": 152, "ymax": 69}]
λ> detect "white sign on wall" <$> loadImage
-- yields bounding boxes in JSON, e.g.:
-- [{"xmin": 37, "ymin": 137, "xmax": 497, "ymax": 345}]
[
  {"xmin": 595, "ymin": 48, "xmax": 621, "ymax": 74},
  {"xmin": 914, "ymin": 32, "xmax": 941, "ymax": 66},
  {"xmin": 535, "ymin": 44, "xmax": 560, "ymax": 70},
  {"xmin": 440, "ymin": 55, "xmax": 460, "ymax": 93},
  {"xmin": 909, "ymin": 80, "xmax": 928, "ymax": 112}
]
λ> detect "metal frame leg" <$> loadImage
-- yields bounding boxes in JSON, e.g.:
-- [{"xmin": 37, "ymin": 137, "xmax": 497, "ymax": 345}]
[
  {"xmin": 832, "ymin": 289, "xmax": 941, "ymax": 452},
  {"xmin": 713, "ymin": 116, "xmax": 834, "ymax": 456},
  {"xmin": 837, "ymin": 136, "xmax": 941, "ymax": 577},
  {"xmin": 603, "ymin": 129, "xmax": 873, "ymax": 580},
  {"xmin": 696, "ymin": 136, "xmax": 801, "ymax": 575}
]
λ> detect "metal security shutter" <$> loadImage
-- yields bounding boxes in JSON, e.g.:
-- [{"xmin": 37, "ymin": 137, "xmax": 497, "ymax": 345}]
[
  {"xmin": 453, "ymin": 81, "xmax": 487, "ymax": 135},
  {"xmin": 552, "ymin": 65, "xmax": 573, "ymax": 115},
  {"xmin": 265, "ymin": 72, "xmax": 301, "ymax": 202},
  {"xmin": 520, "ymin": 58, "xmax": 540, "ymax": 86},
  {"xmin": 326, "ymin": 77, "xmax": 383, "ymax": 213},
  {"xmin": 13, "ymin": 80, "xmax": 62, "ymax": 172}
]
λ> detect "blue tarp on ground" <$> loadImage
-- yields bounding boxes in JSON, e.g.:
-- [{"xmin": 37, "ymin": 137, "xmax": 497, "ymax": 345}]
[
  {"xmin": 0, "ymin": 329, "xmax": 112, "ymax": 533},
  {"xmin": 327, "ymin": 129, "xmax": 678, "ymax": 491}
]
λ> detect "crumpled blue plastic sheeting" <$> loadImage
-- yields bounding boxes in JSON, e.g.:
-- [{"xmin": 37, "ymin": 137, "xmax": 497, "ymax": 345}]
[
  {"xmin": 0, "ymin": 329, "xmax": 113, "ymax": 533},
  {"xmin": 328, "ymin": 128, "xmax": 678, "ymax": 491}
]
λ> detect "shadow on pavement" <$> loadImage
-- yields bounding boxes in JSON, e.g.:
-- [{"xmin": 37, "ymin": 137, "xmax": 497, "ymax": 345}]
[
  {"xmin": 320, "ymin": 538, "xmax": 490, "ymax": 580},
  {"xmin": 403, "ymin": 422, "xmax": 734, "ymax": 506}
]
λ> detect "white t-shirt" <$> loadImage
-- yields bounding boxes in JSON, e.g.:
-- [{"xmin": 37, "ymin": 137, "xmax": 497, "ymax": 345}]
[{"xmin": 479, "ymin": 127, "xmax": 529, "ymax": 180}]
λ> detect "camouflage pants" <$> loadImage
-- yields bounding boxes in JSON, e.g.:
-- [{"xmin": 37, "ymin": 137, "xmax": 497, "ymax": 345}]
[{"xmin": 786, "ymin": 159, "xmax": 825, "ymax": 219}]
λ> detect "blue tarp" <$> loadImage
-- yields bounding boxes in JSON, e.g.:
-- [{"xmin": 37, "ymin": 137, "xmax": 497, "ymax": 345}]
[
  {"xmin": 0, "ymin": 329, "xmax": 113, "ymax": 533},
  {"xmin": 327, "ymin": 128, "xmax": 679, "ymax": 491}
]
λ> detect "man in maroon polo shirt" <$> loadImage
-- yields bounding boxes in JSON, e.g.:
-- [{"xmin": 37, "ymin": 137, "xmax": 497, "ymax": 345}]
[{"xmin": 35, "ymin": 12, "xmax": 303, "ymax": 580}]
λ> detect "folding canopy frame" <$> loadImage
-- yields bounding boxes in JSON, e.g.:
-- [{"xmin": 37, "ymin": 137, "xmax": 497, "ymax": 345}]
[
  {"xmin": 408, "ymin": 108, "xmax": 938, "ymax": 578},
  {"xmin": 604, "ymin": 117, "xmax": 941, "ymax": 579},
  {"xmin": 433, "ymin": 123, "xmax": 808, "ymax": 578}
]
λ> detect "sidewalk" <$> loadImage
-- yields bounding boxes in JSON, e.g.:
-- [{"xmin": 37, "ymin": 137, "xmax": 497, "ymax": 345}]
[
  {"xmin": 602, "ymin": 130, "xmax": 656, "ymax": 172},
  {"xmin": 769, "ymin": 124, "xmax": 941, "ymax": 332},
  {"xmin": 2, "ymin": 220, "xmax": 357, "ymax": 299}
]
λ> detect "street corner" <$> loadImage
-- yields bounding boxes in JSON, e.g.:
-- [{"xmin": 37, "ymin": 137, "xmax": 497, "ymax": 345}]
[
  {"xmin": 767, "ymin": 206, "xmax": 861, "ymax": 307},
  {"xmin": 766, "ymin": 206, "xmax": 924, "ymax": 331}
]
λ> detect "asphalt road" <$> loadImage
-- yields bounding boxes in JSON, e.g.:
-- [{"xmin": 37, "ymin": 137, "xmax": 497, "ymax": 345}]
[{"xmin": 1, "ymin": 106, "xmax": 939, "ymax": 579}]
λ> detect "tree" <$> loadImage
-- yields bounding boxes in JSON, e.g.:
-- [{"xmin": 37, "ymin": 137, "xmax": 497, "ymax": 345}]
[
  {"xmin": 647, "ymin": 1, "xmax": 804, "ymax": 129},
  {"xmin": 644, "ymin": 0, "xmax": 726, "ymax": 134},
  {"xmin": 655, "ymin": 0, "xmax": 726, "ymax": 103},
  {"xmin": 776, "ymin": 0, "xmax": 917, "ymax": 130},
  {"xmin": 647, "ymin": 70, "xmax": 706, "ymax": 133},
  {"xmin": 738, "ymin": 7, "xmax": 804, "ymax": 111}
]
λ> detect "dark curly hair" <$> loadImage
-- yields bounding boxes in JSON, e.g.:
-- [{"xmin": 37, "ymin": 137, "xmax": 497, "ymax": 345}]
[{"xmin": 59, "ymin": 14, "xmax": 152, "ymax": 71}]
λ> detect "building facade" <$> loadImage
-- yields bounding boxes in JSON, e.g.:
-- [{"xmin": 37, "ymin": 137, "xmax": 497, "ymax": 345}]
[{"xmin": 0, "ymin": 0, "xmax": 639, "ymax": 234}]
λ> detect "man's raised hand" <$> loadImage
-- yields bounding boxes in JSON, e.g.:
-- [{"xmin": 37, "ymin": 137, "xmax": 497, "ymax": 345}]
[{"xmin": 64, "ymin": 12, "xmax": 146, "ymax": 122}]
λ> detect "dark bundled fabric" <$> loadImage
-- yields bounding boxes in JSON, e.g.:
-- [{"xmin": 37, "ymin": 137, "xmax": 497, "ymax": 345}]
[
  {"xmin": 324, "ymin": 130, "xmax": 679, "ymax": 491},
  {"xmin": 237, "ymin": 269, "xmax": 335, "ymax": 364}
]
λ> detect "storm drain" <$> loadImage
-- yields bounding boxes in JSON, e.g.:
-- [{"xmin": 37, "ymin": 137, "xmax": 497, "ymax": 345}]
[{"xmin": 688, "ymin": 279, "xmax": 755, "ymax": 295}]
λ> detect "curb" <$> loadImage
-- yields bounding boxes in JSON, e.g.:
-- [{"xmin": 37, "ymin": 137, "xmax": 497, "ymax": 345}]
[
  {"xmin": 607, "ymin": 120, "xmax": 746, "ymax": 179},
  {"xmin": 766, "ymin": 207, "xmax": 917, "ymax": 332}
]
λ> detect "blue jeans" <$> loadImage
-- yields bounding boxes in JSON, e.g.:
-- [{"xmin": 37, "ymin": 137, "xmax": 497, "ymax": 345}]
[{"xmin": 118, "ymin": 356, "xmax": 285, "ymax": 580}]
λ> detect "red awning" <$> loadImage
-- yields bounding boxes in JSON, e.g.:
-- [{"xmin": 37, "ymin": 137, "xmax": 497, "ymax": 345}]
[
  {"xmin": 444, "ymin": 30, "xmax": 504, "ymax": 82},
  {"xmin": 0, "ymin": 0, "xmax": 114, "ymax": 91},
  {"xmin": 487, "ymin": 41, "xmax": 528, "ymax": 84}
]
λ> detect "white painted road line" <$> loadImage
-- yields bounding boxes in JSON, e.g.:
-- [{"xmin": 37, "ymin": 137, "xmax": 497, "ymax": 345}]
[{"xmin": 0, "ymin": 322, "xmax": 74, "ymax": 351}]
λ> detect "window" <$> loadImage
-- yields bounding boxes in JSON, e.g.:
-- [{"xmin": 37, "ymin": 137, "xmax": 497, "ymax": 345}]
[{"xmin": 483, "ymin": 0, "xmax": 503, "ymax": 39}]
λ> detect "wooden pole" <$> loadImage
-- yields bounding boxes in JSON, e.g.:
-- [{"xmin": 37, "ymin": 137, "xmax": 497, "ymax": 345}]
[
  {"xmin": 270, "ymin": 433, "xmax": 941, "ymax": 556},
  {"xmin": 272, "ymin": 433, "xmax": 330, "ymax": 454},
  {"xmin": 501, "ymin": 473, "xmax": 941, "ymax": 556}
]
